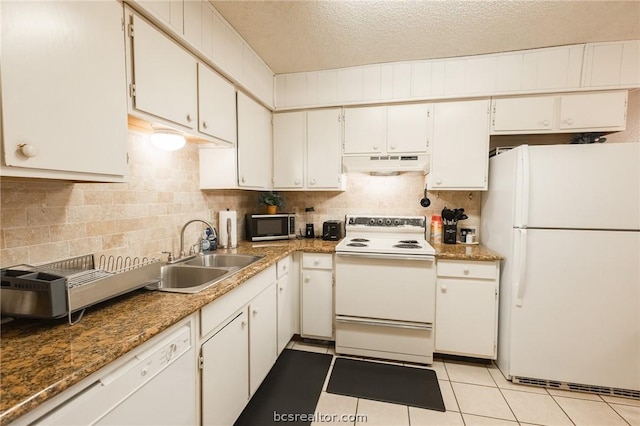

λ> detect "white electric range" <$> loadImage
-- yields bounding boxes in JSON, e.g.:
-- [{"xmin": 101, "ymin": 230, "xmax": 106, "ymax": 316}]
[{"xmin": 334, "ymin": 215, "xmax": 437, "ymax": 364}]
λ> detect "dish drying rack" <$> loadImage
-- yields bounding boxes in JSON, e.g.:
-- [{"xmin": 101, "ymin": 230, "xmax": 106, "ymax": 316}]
[{"xmin": 3, "ymin": 254, "xmax": 162, "ymax": 325}]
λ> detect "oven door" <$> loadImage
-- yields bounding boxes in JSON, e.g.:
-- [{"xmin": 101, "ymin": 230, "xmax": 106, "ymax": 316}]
[{"xmin": 335, "ymin": 253, "xmax": 436, "ymax": 323}]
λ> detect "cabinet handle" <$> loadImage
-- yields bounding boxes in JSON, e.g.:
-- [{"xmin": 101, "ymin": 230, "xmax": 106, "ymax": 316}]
[
  {"xmin": 304, "ymin": 275, "xmax": 310, "ymax": 283},
  {"xmin": 241, "ymin": 176, "xmax": 246, "ymax": 183},
  {"xmin": 373, "ymin": 145, "xmax": 379, "ymax": 150},
  {"xmin": 202, "ymin": 121, "xmax": 208, "ymax": 129},
  {"xmin": 541, "ymin": 120, "xmax": 550, "ymax": 127},
  {"xmin": 294, "ymin": 179, "xmax": 301, "ymax": 185},
  {"xmin": 309, "ymin": 179, "xmax": 316, "ymax": 185},
  {"xmin": 253, "ymin": 309, "xmax": 258, "ymax": 316},
  {"xmin": 441, "ymin": 284, "xmax": 447, "ymax": 292},
  {"xmin": 564, "ymin": 118, "xmax": 574, "ymax": 125},
  {"xmin": 389, "ymin": 145, "xmax": 395, "ymax": 150},
  {"xmin": 313, "ymin": 260, "xmax": 320, "ymax": 266},
  {"xmin": 186, "ymin": 114, "xmax": 193, "ymax": 123},
  {"xmin": 463, "ymin": 267, "xmax": 470, "ymax": 275},
  {"xmin": 435, "ymin": 178, "xmax": 442, "ymax": 185},
  {"xmin": 241, "ymin": 320, "xmax": 247, "ymax": 328},
  {"xmin": 17, "ymin": 143, "xmax": 39, "ymax": 158}
]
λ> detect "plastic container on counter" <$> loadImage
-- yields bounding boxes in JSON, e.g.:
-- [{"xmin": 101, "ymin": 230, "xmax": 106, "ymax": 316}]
[{"xmin": 430, "ymin": 215, "xmax": 442, "ymax": 244}]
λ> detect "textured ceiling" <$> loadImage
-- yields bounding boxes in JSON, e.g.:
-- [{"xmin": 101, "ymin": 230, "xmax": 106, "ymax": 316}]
[{"xmin": 210, "ymin": 0, "xmax": 640, "ymax": 75}]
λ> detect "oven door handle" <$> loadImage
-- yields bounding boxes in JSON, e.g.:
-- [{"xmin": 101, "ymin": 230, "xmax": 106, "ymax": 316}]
[
  {"xmin": 335, "ymin": 252, "xmax": 435, "ymax": 261},
  {"xmin": 336, "ymin": 315, "xmax": 433, "ymax": 331}
]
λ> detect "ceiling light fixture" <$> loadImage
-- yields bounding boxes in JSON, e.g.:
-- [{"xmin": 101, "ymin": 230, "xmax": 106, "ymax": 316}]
[{"xmin": 150, "ymin": 128, "xmax": 186, "ymax": 151}]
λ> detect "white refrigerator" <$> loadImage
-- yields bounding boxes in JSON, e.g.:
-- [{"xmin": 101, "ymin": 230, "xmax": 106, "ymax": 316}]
[{"xmin": 481, "ymin": 143, "xmax": 640, "ymax": 394}]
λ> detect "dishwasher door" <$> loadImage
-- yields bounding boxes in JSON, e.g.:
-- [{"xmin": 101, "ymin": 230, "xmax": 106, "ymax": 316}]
[{"xmin": 37, "ymin": 325, "xmax": 197, "ymax": 426}]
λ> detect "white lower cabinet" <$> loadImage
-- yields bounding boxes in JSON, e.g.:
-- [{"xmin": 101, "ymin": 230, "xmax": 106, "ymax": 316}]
[
  {"xmin": 276, "ymin": 256, "xmax": 295, "ymax": 354},
  {"xmin": 301, "ymin": 253, "xmax": 334, "ymax": 340},
  {"xmin": 249, "ymin": 283, "xmax": 278, "ymax": 396},
  {"xmin": 435, "ymin": 260, "xmax": 499, "ymax": 359},
  {"xmin": 199, "ymin": 266, "xmax": 277, "ymax": 425},
  {"xmin": 201, "ymin": 311, "xmax": 249, "ymax": 426}
]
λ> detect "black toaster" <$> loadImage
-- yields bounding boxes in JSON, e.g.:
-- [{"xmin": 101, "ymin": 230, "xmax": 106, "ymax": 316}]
[{"xmin": 322, "ymin": 220, "xmax": 343, "ymax": 241}]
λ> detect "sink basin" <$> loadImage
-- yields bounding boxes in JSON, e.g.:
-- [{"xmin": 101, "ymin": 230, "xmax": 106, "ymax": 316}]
[
  {"xmin": 155, "ymin": 265, "xmax": 230, "ymax": 294},
  {"xmin": 152, "ymin": 254, "xmax": 264, "ymax": 294},
  {"xmin": 184, "ymin": 254, "xmax": 263, "ymax": 268}
]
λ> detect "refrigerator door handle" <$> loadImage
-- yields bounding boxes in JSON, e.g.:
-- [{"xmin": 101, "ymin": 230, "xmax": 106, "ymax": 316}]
[
  {"xmin": 515, "ymin": 145, "xmax": 531, "ymax": 228},
  {"xmin": 515, "ymin": 229, "xmax": 528, "ymax": 307}
]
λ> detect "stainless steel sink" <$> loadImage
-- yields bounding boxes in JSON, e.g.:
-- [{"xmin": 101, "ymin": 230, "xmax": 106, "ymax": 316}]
[
  {"xmin": 184, "ymin": 254, "xmax": 263, "ymax": 268},
  {"xmin": 151, "ymin": 254, "xmax": 264, "ymax": 294},
  {"xmin": 154, "ymin": 265, "xmax": 230, "ymax": 294}
]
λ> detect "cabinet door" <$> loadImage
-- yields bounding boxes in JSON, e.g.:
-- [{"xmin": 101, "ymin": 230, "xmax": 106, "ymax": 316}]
[
  {"xmin": 201, "ymin": 311, "xmax": 249, "ymax": 426},
  {"xmin": 429, "ymin": 100, "xmax": 490, "ymax": 190},
  {"xmin": 273, "ymin": 112, "xmax": 305, "ymax": 189},
  {"xmin": 131, "ymin": 14, "xmax": 197, "ymax": 130},
  {"xmin": 558, "ymin": 91, "xmax": 627, "ymax": 131},
  {"xmin": 277, "ymin": 273, "xmax": 294, "ymax": 354},
  {"xmin": 343, "ymin": 106, "xmax": 386, "ymax": 154},
  {"xmin": 197, "ymin": 63, "xmax": 237, "ymax": 144},
  {"xmin": 582, "ymin": 40, "xmax": 640, "ymax": 87},
  {"xmin": 435, "ymin": 278, "xmax": 497, "ymax": 358},
  {"xmin": 491, "ymin": 96, "xmax": 555, "ymax": 134},
  {"xmin": 387, "ymin": 104, "xmax": 430, "ymax": 153},
  {"xmin": 301, "ymin": 269, "xmax": 334, "ymax": 339},
  {"xmin": 183, "ymin": 0, "xmax": 202, "ymax": 50},
  {"xmin": 1, "ymin": 1, "xmax": 127, "ymax": 177},
  {"xmin": 307, "ymin": 108, "xmax": 343, "ymax": 189},
  {"xmin": 237, "ymin": 92, "xmax": 272, "ymax": 189},
  {"xmin": 249, "ymin": 283, "xmax": 277, "ymax": 396}
]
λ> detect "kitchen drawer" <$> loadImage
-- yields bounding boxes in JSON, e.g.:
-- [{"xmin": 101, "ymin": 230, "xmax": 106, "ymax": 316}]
[
  {"xmin": 302, "ymin": 253, "xmax": 333, "ymax": 270},
  {"xmin": 436, "ymin": 260, "xmax": 497, "ymax": 280},
  {"xmin": 277, "ymin": 256, "xmax": 291, "ymax": 279}
]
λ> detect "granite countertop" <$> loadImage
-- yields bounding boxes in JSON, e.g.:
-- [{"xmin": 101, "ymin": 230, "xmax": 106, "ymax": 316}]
[
  {"xmin": 0, "ymin": 238, "xmax": 500, "ymax": 424},
  {"xmin": 432, "ymin": 242, "xmax": 503, "ymax": 261},
  {"xmin": 0, "ymin": 239, "xmax": 337, "ymax": 425}
]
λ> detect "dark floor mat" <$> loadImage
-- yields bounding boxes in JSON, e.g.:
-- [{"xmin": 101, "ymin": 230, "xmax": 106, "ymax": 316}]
[
  {"xmin": 234, "ymin": 349, "xmax": 333, "ymax": 426},
  {"xmin": 326, "ymin": 357, "xmax": 445, "ymax": 412}
]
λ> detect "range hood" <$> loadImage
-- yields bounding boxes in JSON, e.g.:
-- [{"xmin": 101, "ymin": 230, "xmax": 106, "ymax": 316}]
[{"xmin": 342, "ymin": 154, "xmax": 429, "ymax": 174}]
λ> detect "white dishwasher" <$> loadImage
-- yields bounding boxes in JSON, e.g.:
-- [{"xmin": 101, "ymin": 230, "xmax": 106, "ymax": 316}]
[{"xmin": 36, "ymin": 324, "xmax": 196, "ymax": 426}]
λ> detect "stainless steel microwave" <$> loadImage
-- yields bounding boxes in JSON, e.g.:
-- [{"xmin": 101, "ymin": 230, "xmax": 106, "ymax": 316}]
[{"xmin": 245, "ymin": 213, "xmax": 296, "ymax": 241}]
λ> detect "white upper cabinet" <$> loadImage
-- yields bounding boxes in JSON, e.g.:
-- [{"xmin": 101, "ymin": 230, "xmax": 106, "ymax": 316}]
[
  {"xmin": 307, "ymin": 109, "xmax": 343, "ymax": 189},
  {"xmin": 344, "ymin": 104, "xmax": 430, "ymax": 155},
  {"xmin": 237, "ymin": 92, "xmax": 272, "ymax": 189},
  {"xmin": 386, "ymin": 104, "xmax": 431, "ymax": 153},
  {"xmin": 343, "ymin": 106, "xmax": 387, "ymax": 154},
  {"xmin": 273, "ymin": 112, "xmax": 306, "ymax": 189},
  {"xmin": 558, "ymin": 91, "xmax": 628, "ymax": 131},
  {"xmin": 135, "ymin": 0, "xmax": 184, "ymax": 34},
  {"xmin": 491, "ymin": 96, "xmax": 556, "ymax": 133},
  {"xmin": 273, "ymin": 109, "xmax": 343, "ymax": 190},
  {"xmin": 1, "ymin": 1, "xmax": 128, "ymax": 181},
  {"xmin": 197, "ymin": 63, "xmax": 237, "ymax": 144},
  {"xmin": 491, "ymin": 90, "xmax": 627, "ymax": 134},
  {"xmin": 129, "ymin": 12, "xmax": 198, "ymax": 130},
  {"xmin": 429, "ymin": 99, "xmax": 490, "ymax": 191},
  {"xmin": 582, "ymin": 40, "xmax": 640, "ymax": 88}
]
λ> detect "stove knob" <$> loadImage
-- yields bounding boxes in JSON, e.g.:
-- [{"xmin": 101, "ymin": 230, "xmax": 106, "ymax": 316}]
[
  {"xmin": 377, "ymin": 218, "xmax": 384, "ymax": 225},
  {"xmin": 393, "ymin": 219, "xmax": 401, "ymax": 226},
  {"xmin": 369, "ymin": 218, "xmax": 376, "ymax": 225},
  {"xmin": 385, "ymin": 219, "xmax": 392, "ymax": 226},
  {"xmin": 349, "ymin": 217, "xmax": 356, "ymax": 224}
]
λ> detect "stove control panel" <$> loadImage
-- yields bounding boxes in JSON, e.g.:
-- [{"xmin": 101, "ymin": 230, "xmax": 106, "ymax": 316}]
[{"xmin": 346, "ymin": 215, "xmax": 425, "ymax": 228}]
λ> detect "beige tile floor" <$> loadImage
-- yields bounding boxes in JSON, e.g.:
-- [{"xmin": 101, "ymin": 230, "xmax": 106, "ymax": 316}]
[{"xmin": 286, "ymin": 340, "xmax": 640, "ymax": 426}]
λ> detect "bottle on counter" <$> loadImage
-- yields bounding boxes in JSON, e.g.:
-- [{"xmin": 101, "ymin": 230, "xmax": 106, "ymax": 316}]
[
  {"xmin": 430, "ymin": 215, "xmax": 442, "ymax": 244},
  {"xmin": 206, "ymin": 228, "xmax": 218, "ymax": 251}
]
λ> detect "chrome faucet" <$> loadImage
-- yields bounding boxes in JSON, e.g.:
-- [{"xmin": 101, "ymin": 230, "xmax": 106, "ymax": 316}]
[{"xmin": 180, "ymin": 219, "xmax": 215, "ymax": 258}]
